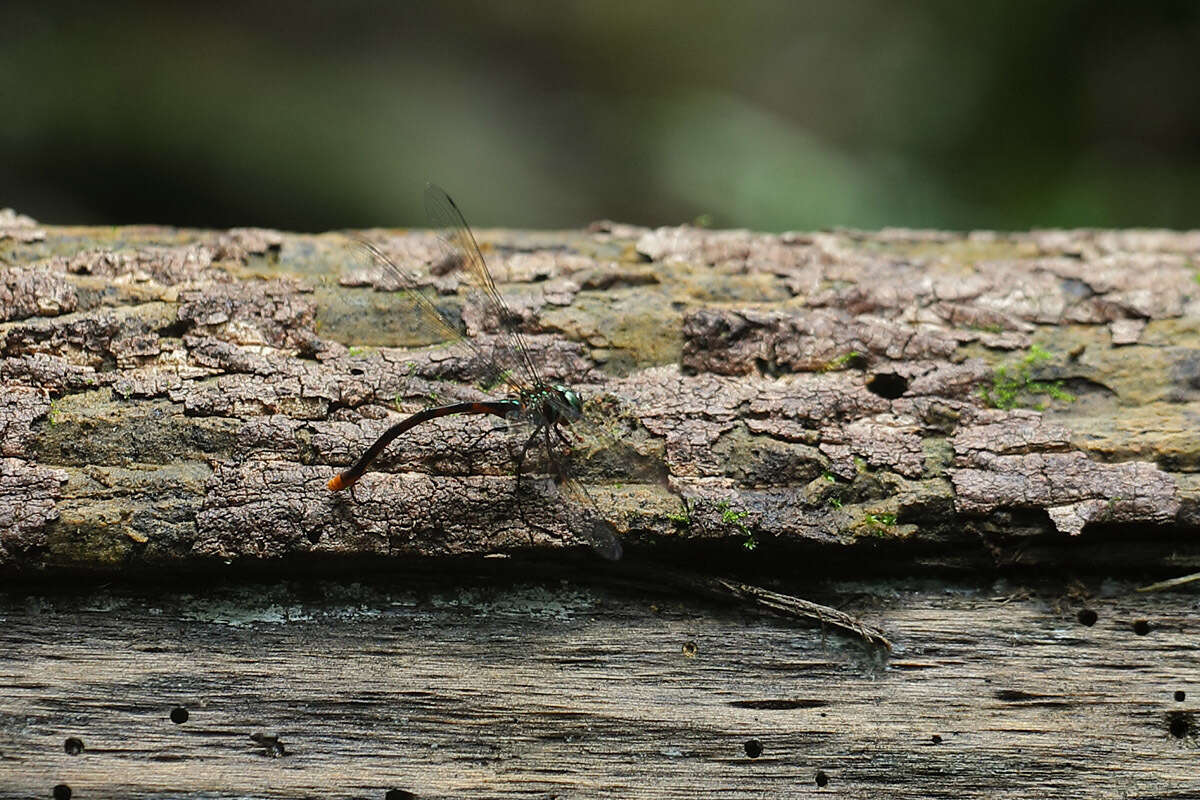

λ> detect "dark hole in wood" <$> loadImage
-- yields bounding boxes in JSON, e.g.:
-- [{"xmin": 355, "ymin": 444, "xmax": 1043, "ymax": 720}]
[
  {"xmin": 931, "ymin": 734, "xmax": 943, "ymax": 744},
  {"xmin": 815, "ymin": 770, "xmax": 829, "ymax": 787},
  {"xmin": 53, "ymin": 784, "xmax": 71, "ymax": 800},
  {"xmin": 63, "ymin": 737, "xmax": 84, "ymax": 755},
  {"xmin": 866, "ymin": 372, "xmax": 907, "ymax": 399},
  {"xmin": 1077, "ymin": 608, "xmax": 1098, "ymax": 626},
  {"xmin": 1169, "ymin": 716, "xmax": 1189, "ymax": 738},
  {"xmin": 681, "ymin": 641, "xmax": 697, "ymax": 658},
  {"xmin": 1132, "ymin": 619, "xmax": 1151, "ymax": 636},
  {"xmin": 743, "ymin": 738, "xmax": 763, "ymax": 758},
  {"xmin": 156, "ymin": 318, "xmax": 194, "ymax": 339},
  {"xmin": 385, "ymin": 790, "xmax": 417, "ymax": 800},
  {"xmin": 754, "ymin": 357, "xmax": 781, "ymax": 378},
  {"xmin": 1176, "ymin": 690, "xmax": 1186, "ymax": 702},
  {"xmin": 170, "ymin": 706, "xmax": 189, "ymax": 724}
]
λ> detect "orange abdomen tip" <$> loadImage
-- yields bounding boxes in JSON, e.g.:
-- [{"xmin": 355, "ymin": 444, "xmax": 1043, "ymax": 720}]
[{"xmin": 328, "ymin": 473, "xmax": 351, "ymax": 492}]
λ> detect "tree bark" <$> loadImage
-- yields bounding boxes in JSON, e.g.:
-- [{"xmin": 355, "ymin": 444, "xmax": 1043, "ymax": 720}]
[{"xmin": 2, "ymin": 213, "xmax": 1199, "ymax": 573}]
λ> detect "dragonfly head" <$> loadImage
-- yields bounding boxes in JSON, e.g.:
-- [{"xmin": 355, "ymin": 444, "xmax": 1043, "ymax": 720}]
[{"xmin": 554, "ymin": 385, "xmax": 584, "ymax": 420}]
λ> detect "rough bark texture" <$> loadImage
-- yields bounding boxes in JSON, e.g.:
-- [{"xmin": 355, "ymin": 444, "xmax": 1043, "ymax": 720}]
[{"xmin": 3, "ymin": 214, "xmax": 1200, "ymax": 572}]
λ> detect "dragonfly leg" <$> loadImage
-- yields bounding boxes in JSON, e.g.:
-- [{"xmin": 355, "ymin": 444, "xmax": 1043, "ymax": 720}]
[
  {"xmin": 514, "ymin": 424, "xmax": 545, "ymax": 547},
  {"xmin": 543, "ymin": 425, "xmax": 559, "ymax": 480},
  {"xmin": 552, "ymin": 424, "xmax": 572, "ymax": 449}
]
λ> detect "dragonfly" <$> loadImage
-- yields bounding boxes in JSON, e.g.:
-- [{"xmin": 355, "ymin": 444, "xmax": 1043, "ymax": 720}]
[{"xmin": 328, "ymin": 184, "xmax": 624, "ymax": 560}]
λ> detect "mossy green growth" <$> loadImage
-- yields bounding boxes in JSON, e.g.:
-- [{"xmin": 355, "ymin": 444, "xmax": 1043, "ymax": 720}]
[
  {"xmin": 821, "ymin": 350, "xmax": 863, "ymax": 372},
  {"xmin": 980, "ymin": 344, "xmax": 1075, "ymax": 410},
  {"xmin": 862, "ymin": 512, "xmax": 898, "ymax": 536},
  {"xmin": 717, "ymin": 500, "xmax": 756, "ymax": 550},
  {"xmin": 665, "ymin": 498, "xmax": 693, "ymax": 529}
]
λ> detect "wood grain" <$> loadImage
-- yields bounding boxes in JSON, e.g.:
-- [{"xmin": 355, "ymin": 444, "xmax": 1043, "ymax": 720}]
[{"xmin": 1, "ymin": 576, "xmax": 1194, "ymax": 799}]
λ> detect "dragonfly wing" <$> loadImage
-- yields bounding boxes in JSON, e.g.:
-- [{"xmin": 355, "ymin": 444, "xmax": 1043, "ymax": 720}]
[
  {"xmin": 353, "ymin": 238, "xmax": 527, "ymax": 396},
  {"xmin": 553, "ymin": 468, "xmax": 623, "ymax": 561},
  {"xmin": 546, "ymin": 391, "xmax": 668, "ymax": 489},
  {"xmin": 423, "ymin": 184, "xmax": 545, "ymax": 391}
]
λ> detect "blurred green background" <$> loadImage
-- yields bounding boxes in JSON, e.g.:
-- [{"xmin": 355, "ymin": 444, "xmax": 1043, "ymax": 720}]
[{"xmin": 3, "ymin": 1, "xmax": 1198, "ymax": 232}]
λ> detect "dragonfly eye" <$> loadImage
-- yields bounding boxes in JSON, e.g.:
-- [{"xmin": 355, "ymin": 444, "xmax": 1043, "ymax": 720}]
[{"xmin": 557, "ymin": 386, "xmax": 584, "ymax": 416}]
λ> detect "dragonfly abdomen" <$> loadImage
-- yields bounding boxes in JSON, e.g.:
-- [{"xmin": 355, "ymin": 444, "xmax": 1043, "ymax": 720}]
[{"xmin": 329, "ymin": 399, "xmax": 519, "ymax": 492}]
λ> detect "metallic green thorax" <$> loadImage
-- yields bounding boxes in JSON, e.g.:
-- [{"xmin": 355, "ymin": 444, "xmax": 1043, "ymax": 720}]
[{"xmin": 520, "ymin": 384, "xmax": 583, "ymax": 424}]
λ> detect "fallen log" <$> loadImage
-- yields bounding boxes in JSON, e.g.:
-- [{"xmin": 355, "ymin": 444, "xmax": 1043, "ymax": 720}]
[
  {"xmin": 4, "ymin": 209, "xmax": 1200, "ymax": 798},
  {"xmin": 3, "ymin": 211, "xmax": 1197, "ymax": 573}
]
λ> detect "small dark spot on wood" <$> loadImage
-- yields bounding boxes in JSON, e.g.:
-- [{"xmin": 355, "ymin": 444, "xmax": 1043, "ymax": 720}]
[
  {"xmin": 729, "ymin": 698, "xmax": 828, "ymax": 710},
  {"xmin": 350, "ymin": 367, "xmax": 365, "ymax": 375},
  {"xmin": 991, "ymin": 689, "xmax": 1069, "ymax": 707},
  {"xmin": 931, "ymin": 734, "xmax": 942, "ymax": 744},
  {"xmin": 385, "ymin": 790, "xmax": 417, "ymax": 800},
  {"xmin": 170, "ymin": 706, "xmax": 189, "ymax": 724},
  {"xmin": 250, "ymin": 731, "xmax": 287, "ymax": 757},
  {"xmin": 53, "ymin": 784, "xmax": 71, "ymax": 800},
  {"xmin": 681, "ymin": 640, "xmax": 697, "ymax": 658},
  {"xmin": 63, "ymin": 737, "xmax": 84, "ymax": 755},
  {"xmin": 1132, "ymin": 619, "xmax": 1151, "ymax": 636},
  {"xmin": 306, "ymin": 528, "xmax": 322, "ymax": 544},
  {"xmin": 1175, "ymin": 690, "xmax": 1186, "ymax": 702},
  {"xmin": 1168, "ymin": 714, "xmax": 1190, "ymax": 739},
  {"xmin": 866, "ymin": 372, "xmax": 907, "ymax": 399},
  {"xmin": 1077, "ymin": 608, "xmax": 1098, "ymax": 627},
  {"xmin": 815, "ymin": 770, "xmax": 829, "ymax": 787},
  {"xmin": 743, "ymin": 738, "xmax": 763, "ymax": 758}
]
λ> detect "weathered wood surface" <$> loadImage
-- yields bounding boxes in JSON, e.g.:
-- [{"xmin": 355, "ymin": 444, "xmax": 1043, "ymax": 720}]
[
  {"xmin": 3, "ymin": 207, "xmax": 1200, "ymax": 572},
  {"xmin": 0, "ymin": 576, "xmax": 1195, "ymax": 799}
]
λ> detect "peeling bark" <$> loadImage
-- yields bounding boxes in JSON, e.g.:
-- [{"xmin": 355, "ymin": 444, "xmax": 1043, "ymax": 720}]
[{"xmin": 1, "ymin": 211, "xmax": 1198, "ymax": 573}]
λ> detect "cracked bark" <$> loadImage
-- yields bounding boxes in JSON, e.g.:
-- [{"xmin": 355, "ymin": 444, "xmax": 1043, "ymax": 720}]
[{"xmin": 1, "ymin": 215, "xmax": 1198, "ymax": 574}]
